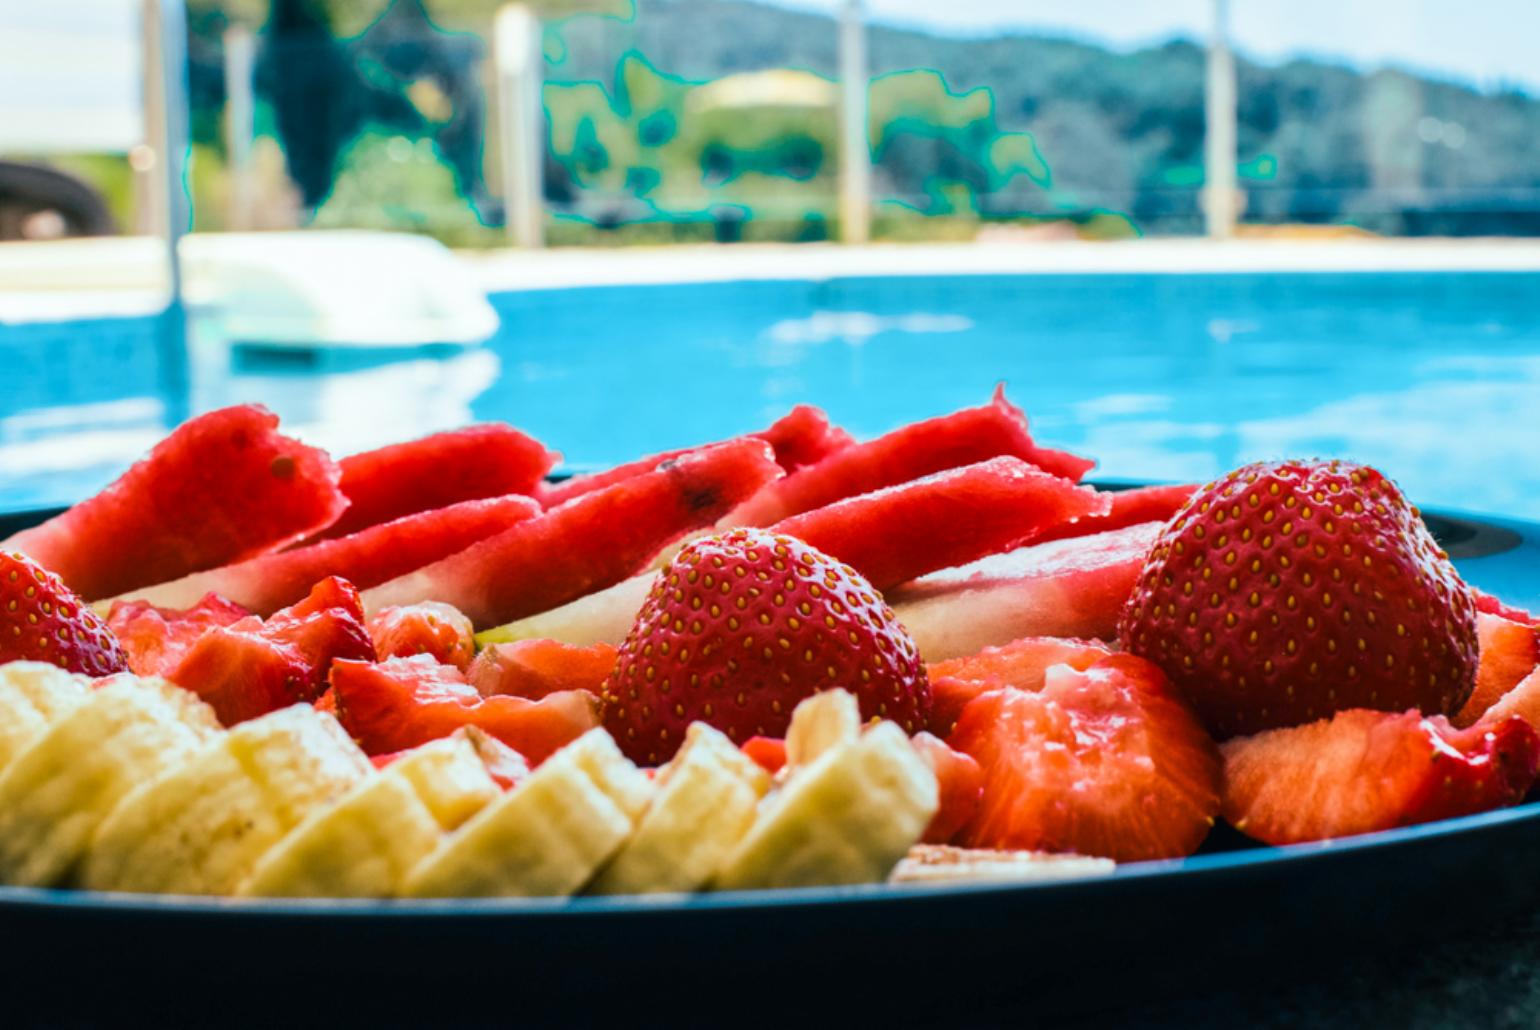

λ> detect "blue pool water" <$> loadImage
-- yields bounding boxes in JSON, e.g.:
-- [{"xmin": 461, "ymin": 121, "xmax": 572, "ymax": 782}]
[{"xmin": 4, "ymin": 270, "xmax": 1540, "ymax": 520}]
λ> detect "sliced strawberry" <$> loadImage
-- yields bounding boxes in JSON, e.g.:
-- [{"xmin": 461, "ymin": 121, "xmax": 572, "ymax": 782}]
[
  {"xmin": 315, "ymin": 424, "xmax": 556, "ymax": 541},
  {"xmin": 0, "ymin": 550, "xmax": 128, "ymax": 677},
  {"xmin": 466, "ymin": 639, "xmax": 617, "ymax": 700},
  {"xmin": 329, "ymin": 655, "xmax": 600, "ymax": 763},
  {"xmin": 948, "ymin": 654, "xmax": 1221, "ymax": 861},
  {"xmin": 732, "ymin": 386, "xmax": 1092, "ymax": 526},
  {"xmin": 770, "ymin": 457, "xmax": 1108, "ymax": 591},
  {"xmin": 1452, "ymin": 613, "xmax": 1540, "ymax": 727},
  {"xmin": 108, "ymin": 592, "xmax": 250, "ymax": 677},
  {"xmin": 362, "ymin": 437, "xmax": 782, "ymax": 628},
  {"xmin": 165, "ymin": 576, "xmax": 374, "ymax": 725},
  {"xmin": 741, "ymin": 736, "xmax": 787, "ymax": 776},
  {"xmin": 1476, "ymin": 668, "xmax": 1540, "ymax": 735},
  {"xmin": 1221, "ymin": 708, "xmax": 1540, "ymax": 846},
  {"xmin": 368, "ymin": 602, "xmax": 477, "ymax": 671},
  {"xmin": 1030, "ymin": 482, "xmax": 1197, "ymax": 544},
  {"xmin": 925, "ymin": 636, "xmax": 1112, "ymax": 736},
  {"xmin": 910, "ymin": 732, "xmax": 984, "ymax": 845}
]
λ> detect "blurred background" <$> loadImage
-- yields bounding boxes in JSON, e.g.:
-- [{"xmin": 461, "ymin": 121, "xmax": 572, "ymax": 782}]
[{"xmin": 2, "ymin": 0, "xmax": 1539, "ymax": 519}]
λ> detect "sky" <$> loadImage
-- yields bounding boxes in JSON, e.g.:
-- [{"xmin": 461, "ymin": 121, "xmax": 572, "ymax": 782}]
[{"xmin": 776, "ymin": 0, "xmax": 1540, "ymax": 95}]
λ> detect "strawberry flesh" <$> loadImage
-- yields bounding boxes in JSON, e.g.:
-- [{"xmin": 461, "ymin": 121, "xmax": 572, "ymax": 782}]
[
  {"xmin": 741, "ymin": 736, "xmax": 788, "ymax": 775},
  {"xmin": 109, "ymin": 592, "xmax": 250, "ymax": 677},
  {"xmin": 467, "ymin": 639, "xmax": 617, "ymax": 700},
  {"xmin": 361, "ymin": 437, "xmax": 783, "ymax": 628},
  {"xmin": 601, "ymin": 528, "xmax": 929, "ymax": 764},
  {"xmin": 948, "ymin": 654, "xmax": 1221, "ymax": 862},
  {"xmin": 911, "ymin": 731, "xmax": 984, "ymax": 845},
  {"xmin": 732, "ymin": 385, "xmax": 1093, "ymax": 526},
  {"xmin": 330, "ymin": 654, "xmax": 599, "ymax": 763},
  {"xmin": 368, "ymin": 602, "xmax": 477, "ymax": 671},
  {"xmin": 0, "ymin": 550, "xmax": 128, "ymax": 677},
  {"xmin": 1120, "ymin": 460, "xmax": 1480, "ymax": 738},
  {"xmin": 1453, "ymin": 613, "xmax": 1540, "ymax": 727},
  {"xmin": 925, "ymin": 635, "xmax": 1112, "ymax": 736},
  {"xmin": 770, "ymin": 456, "xmax": 1109, "ymax": 591},
  {"xmin": 1221, "ymin": 707, "xmax": 1540, "ymax": 846}
]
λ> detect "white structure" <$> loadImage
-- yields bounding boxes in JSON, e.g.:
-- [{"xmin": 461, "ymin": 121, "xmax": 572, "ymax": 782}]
[
  {"xmin": 495, "ymin": 3, "xmax": 546, "ymax": 249},
  {"xmin": 1203, "ymin": 0, "xmax": 1239, "ymax": 239},
  {"xmin": 837, "ymin": 0, "xmax": 872, "ymax": 244}
]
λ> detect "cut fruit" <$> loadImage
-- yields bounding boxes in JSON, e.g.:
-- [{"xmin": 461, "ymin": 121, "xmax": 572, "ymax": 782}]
[
  {"xmin": 1452, "ymin": 613, "xmax": 1540, "ymax": 727},
  {"xmin": 770, "ymin": 457, "xmax": 1109, "ymax": 591},
  {"xmin": 3, "ymin": 405, "xmax": 346, "ymax": 600},
  {"xmin": 910, "ymin": 732, "xmax": 984, "ymax": 845},
  {"xmin": 1473, "ymin": 589, "xmax": 1538, "ymax": 626},
  {"xmin": 0, "ymin": 662, "xmax": 91, "ymax": 776},
  {"xmin": 926, "ymin": 636, "xmax": 1113, "ymax": 736},
  {"xmin": 949, "ymin": 656, "xmax": 1221, "ymax": 862},
  {"xmin": 730, "ymin": 386, "xmax": 1093, "ymax": 526},
  {"xmin": 108, "ymin": 594, "xmax": 251, "ymax": 677},
  {"xmin": 1221, "ymin": 708, "xmax": 1540, "ymax": 846},
  {"xmin": 467, "ymin": 639, "xmax": 617, "ymax": 700},
  {"xmin": 384, "ymin": 728, "xmax": 511, "ymax": 829},
  {"xmin": 329, "ymin": 655, "xmax": 600, "ymax": 764},
  {"xmin": 1480, "ymin": 668, "xmax": 1540, "ymax": 734},
  {"xmin": 403, "ymin": 729, "xmax": 650, "ymax": 898},
  {"xmin": 361, "ymin": 438, "xmax": 782, "ymax": 628},
  {"xmin": 889, "ymin": 845, "xmax": 1114, "ymax": 886},
  {"xmin": 314, "ymin": 424, "xmax": 556, "ymax": 541},
  {"xmin": 165, "ymin": 577, "xmax": 374, "ymax": 725},
  {"xmin": 109, "ymin": 495, "xmax": 542, "ymax": 617},
  {"xmin": 0, "ymin": 676, "xmax": 220, "ymax": 886},
  {"xmin": 741, "ymin": 736, "xmax": 788, "ymax": 776},
  {"xmin": 537, "ymin": 405, "xmax": 845, "ymax": 508},
  {"xmin": 588, "ymin": 722, "xmax": 770, "ymax": 896},
  {"xmin": 888, "ymin": 521, "xmax": 1162, "ymax": 661},
  {"xmin": 1029, "ymin": 483, "xmax": 1196, "ymax": 544},
  {"xmin": 475, "ymin": 574, "xmax": 654, "ymax": 650},
  {"xmin": 83, "ymin": 705, "xmax": 371, "ymax": 895},
  {"xmin": 369, "ymin": 602, "xmax": 477, "ymax": 671}
]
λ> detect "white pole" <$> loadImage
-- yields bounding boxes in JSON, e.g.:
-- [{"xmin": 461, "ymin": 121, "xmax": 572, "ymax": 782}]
[
  {"xmin": 1203, "ymin": 0, "xmax": 1238, "ymax": 239},
  {"xmin": 495, "ymin": 3, "xmax": 545, "ymax": 249},
  {"xmin": 838, "ymin": 0, "xmax": 871, "ymax": 244},
  {"xmin": 224, "ymin": 25, "xmax": 256, "ymax": 231},
  {"xmin": 142, "ymin": 0, "xmax": 192, "ymax": 424}
]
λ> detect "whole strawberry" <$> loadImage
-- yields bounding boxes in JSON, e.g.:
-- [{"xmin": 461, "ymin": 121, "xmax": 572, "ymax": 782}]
[
  {"xmin": 1119, "ymin": 460, "xmax": 1478, "ymax": 738},
  {"xmin": 1, "ymin": 550, "xmax": 128, "ymax": 677},
  {"xmin": 601, "ymin": 528, "xmax": 930, "ymax": 764}
]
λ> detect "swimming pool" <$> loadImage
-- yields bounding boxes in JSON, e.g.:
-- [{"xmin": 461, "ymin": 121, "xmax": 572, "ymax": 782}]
[{"xmin": 4, "ymin": 269, "xmax": 1540, "ymax": 519}]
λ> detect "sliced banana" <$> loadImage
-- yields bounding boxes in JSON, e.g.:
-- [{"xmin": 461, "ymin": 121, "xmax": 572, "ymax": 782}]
[
  {"xmin": 589, "ymin": 723, "xmax": 769, "ymax": 896},
  {"xmin": 0, "ymin": 675, "xmax": 220, "ymax": 887},
  {"xmin": 403, "ymin": 729, "xmax": 648, "ymax": 899},
  {"xmin": 0, "ymin": 661, "xmax": 92, "ymax": 776},
  {"xmin": 888, "ymin": 844, "xmax": 1115, "ymax": 886},
  {"xmin": 785, "ymin": 687, "xmax": 862, "ymax": 771},
  {"xmin": 83, "ymin": 705, "xmax": 370, "ymax": 895},
  {"xmin": 714, "ymin": 691, "xmax": 938, "ymax": 892}
]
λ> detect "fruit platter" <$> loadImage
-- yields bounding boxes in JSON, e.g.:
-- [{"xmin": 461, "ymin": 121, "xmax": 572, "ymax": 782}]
[{"xmin": 1, "ymin": 390, "xmax": 1538, "ymax": 1019}]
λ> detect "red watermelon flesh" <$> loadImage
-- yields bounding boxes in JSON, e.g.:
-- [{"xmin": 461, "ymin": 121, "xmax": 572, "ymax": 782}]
[
  {"xmin": 730, "ymin": 385, "xmax": 1094, "ymax": 526},
  {"xmin": 887, "ymin": 521, "xmax": 1163, "ymax": 661},
  {"xmin": 3, "ymin": 404, "xmax": 345, "ymax": 600},
  {"xmin": 313, "ymin": 424, "xmax": 557, "ymax": 541},
  {"xmin": 771, "ymin": 457, "xmax": 1110, "ymax": 591},
  {"xmin": 537, "ymin": 404, "xmax": 848, "ymax": 508},
  {"xmin": 362, "ymin": 437, "xmax": 784, "ymax": 628},
  {"xmin": 1029, "ymin": 482, "xmax": 1197, "ymax": 544},
  {"xmin": 108, "ymin": 493, "xmax": 542, "ymax": 617}
]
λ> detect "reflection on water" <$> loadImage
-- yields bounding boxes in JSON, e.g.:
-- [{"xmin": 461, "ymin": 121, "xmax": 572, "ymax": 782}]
[{"xmin": 4, "ymin": 271, "xmax": 1540, "ymax": 521}]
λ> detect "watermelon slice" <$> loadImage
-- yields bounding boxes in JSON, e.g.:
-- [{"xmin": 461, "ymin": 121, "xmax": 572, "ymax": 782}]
[
  {"xmin": 730, "ymin": 385, "xmax": 1094, "ymax": 526},
  {"xmin": 887, "ymin": 521, "xmax": 1163, "ymax": 661},
  {"xmin": 537, "ymin": 404, "xmax": 848, "ymax": 508},
  {"xmin": 361, "ymin": 438, "xmax": 783, "ymax": 628},
  {"xmin": 313, "ymin": 424, "xmax": 557, "ymax": 541},
  {"xmin": 1029, "ymin": 482, "xmax": 1196, "ymax": 544},
  {"xmin": 106, "ymin": 494, "xmax": 542, "ymax": 617},
  {"xmin": 3, "ymin": 405, "xmax": 346, "ymax": 601},
  {"xmin": 772, "ymin": 457, "xmax": 1109, "ymax": 590}
]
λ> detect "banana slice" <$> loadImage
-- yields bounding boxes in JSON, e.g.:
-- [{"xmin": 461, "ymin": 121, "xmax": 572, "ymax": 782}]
[
  {"xmin": 389, "ymin": 727, "xmax": 512, "ymax": 832},
  {"xmin": 403, "ymin": 729, "xmax": 649, "ymax": 899},
  {"xmin": 589, "ymin": 722, "xmax": 769, "ymax": 896},
  {"xmin": 0, "ymin": 662, "xmax": 92, "ymax": 775},
  {"xmin": 713, "ymin": 691, "xmax": 938, "ymax": 891},
  {"xmin": 784, "ymin": 688, "xmax": 862, "ymax": 771},
  {"xmin": 83, "ymin": 705, "xmax": 370, "ymax": 895},
  {"xmin": 888, "ymin": 845, "xmax": 1115, "ymax": 885},
  {"xmin": 0, "ymin": 675, "xmax": 220, "ymax": 887}
]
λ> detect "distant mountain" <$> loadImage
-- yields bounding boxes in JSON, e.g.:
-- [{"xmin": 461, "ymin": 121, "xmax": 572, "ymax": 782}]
[{"xmin": 549, "ymin": 0, "xmax": 1540, "ymax": 234}]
